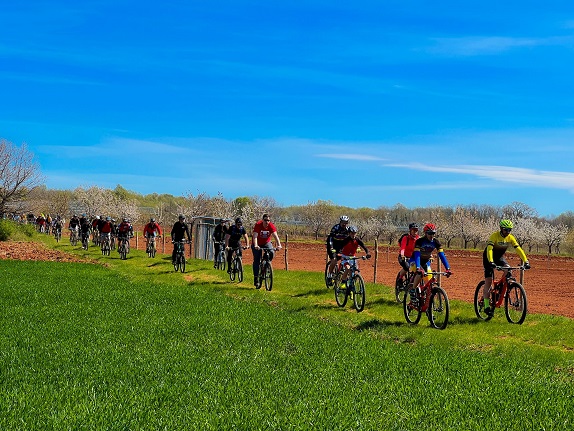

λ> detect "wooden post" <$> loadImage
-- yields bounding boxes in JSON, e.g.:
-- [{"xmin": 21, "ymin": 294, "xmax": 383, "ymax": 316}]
[
  {"xmin": 135, "ymin": 231, "xmax": 139, "ymax": 250},
  {"xmin": 373, "ymin": 239, "xmax": 378, "ymax": 284},
  {"xmin": 285, "ymin": 234, "xmax": 289, "ymax": 271}
]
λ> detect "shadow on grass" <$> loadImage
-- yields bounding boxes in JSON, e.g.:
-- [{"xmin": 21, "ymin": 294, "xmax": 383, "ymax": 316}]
[
  {"xmin": 354, "ymin": 318, "xmax": 407, "ymax": 331},
  {"xmin": 292, "ymin": 288, "xmax": 329, "ymax": 297}
]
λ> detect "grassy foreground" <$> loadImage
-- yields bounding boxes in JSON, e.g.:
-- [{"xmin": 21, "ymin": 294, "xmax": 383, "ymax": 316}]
[{"xmin": 1, "ymin": 239, "xmax": 573, "ymax": 430}]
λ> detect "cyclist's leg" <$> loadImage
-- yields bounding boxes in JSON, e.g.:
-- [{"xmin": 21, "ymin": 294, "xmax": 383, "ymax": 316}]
[{"xmin": 251, "ymin": 245, "xmax": 262, "ymax": 285}]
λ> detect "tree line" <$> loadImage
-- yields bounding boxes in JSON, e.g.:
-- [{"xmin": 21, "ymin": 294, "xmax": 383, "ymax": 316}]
[{"xmin": 1, "ymin": 138, "xmax": 573, "ymax": 255}]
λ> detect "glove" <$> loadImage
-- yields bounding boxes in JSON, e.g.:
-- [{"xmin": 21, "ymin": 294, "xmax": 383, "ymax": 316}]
[
  {"xmin": 331, "ymin": 249, "xmax": 336, "ymax": 255},
  {"xmin": 524, "ymin": 261, "xmax": 531, "ymax": 270},
  {"xmin": 225, "ymin": 247, "xmax": 231, "ymax": 251},
  {"xmin": 399, "ymin": 255, "xmax": 406, "ymax": 262},
  {"xmin": 445, "ymin": 269, "xmax": 452, "ymax": 278},
  {"xmin": 489, "ymin": 261, "xmax": 497, "ymax": 269},
  {"xmin": 416, "ymin": 267, "xmax": 425, "ymax": 275},
  {"xmin": 366, "ymin": 254, "xmax": 372, "ymax": 259}
]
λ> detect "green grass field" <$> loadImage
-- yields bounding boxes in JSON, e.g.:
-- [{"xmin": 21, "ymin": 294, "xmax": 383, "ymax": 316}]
[{"xmin": 1, "ymin": 238, "xmax": 573, "ymax": 430}]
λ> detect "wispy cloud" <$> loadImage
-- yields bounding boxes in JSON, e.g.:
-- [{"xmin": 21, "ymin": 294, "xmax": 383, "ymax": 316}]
[
  {"xmin": 316, "ymin": 153, "xmax": 387, "ymax": 162},
  {"xmin": 427, "ymin": 36, "xmax": 548, "ymax": 56},
  {"xmin": 388, "ymin": 162, "xmax": 574, "ymax": 191}
]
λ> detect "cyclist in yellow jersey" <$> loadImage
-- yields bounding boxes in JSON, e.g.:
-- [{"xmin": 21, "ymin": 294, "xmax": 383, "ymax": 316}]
[{"xmin": 482, "ymin": 219, "xmax": 530, "ymax": 315}]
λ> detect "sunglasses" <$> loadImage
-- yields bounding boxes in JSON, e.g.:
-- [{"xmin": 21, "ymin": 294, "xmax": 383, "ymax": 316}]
[
  {"xmin": 263, "ymin": 218, "xmax": 270, "ymax": 222},
  {"xmin": 501, "ymin": 228, "xmax": 512, "ymax": 232}
]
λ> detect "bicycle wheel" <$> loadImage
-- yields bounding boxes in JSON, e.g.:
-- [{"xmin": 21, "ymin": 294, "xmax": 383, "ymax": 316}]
[
  {"xmin": 505, "ymin": 282, "xmax": 527, "ymax": 324},
  {"xmin": 324, "ymin": 262, "xmax": 332, "ymax": 288},
  {"xmin": 334, "ymin": 273, "xmax": 348, "ymax": 307},
  {"xmin": 180, "ymin": 255, "xmax": 186, "ymax": 273},
  {"xmin": 120, "ymin": 246, "xmax": 127, "ymax": 260},
  {"xmin": 264, "ymin": 262, "xmax": 273, "ymax": 291},
  {"xmin": 236, "ymin": 258, "xmax": 243, "ymax": 283},
  {"xmin": 219, "ymin": 251, "xmax": 226, "ymax": 271},
  {"xmin": 403, "ymin": 288, "xmax": 422, "ymax": 325},
  {"xmin": 428, "ymin": 286, "xmax": 450, "ymax": 330},
  {"xmin": 173, "ymin": 258, "xmax": 180, "ymax": 272},
  {"xmin": 395, "ymin": 271, "xmax": 407, "ymax": 303},
  {"xmin": 353, "ymin": 274, "xmax": 366, "ymax": 312},
  {"xmin": 229, "ymin": 259, "xmax": 236, "ymax": 281},
  {"xmin": 474, "ymin": 281, "xmax": 494, "ymax": 321}
]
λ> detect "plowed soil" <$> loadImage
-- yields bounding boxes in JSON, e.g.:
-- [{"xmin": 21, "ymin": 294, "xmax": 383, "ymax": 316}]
[{"xmin": 2, "ymin": 239, "xmax": 572, "ymax": 319}]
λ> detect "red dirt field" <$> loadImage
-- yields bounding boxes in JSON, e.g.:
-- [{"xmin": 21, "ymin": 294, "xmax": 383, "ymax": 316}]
[{"xmin": 2, "ymin": 239, "xmax": 573, "ymax": 319}]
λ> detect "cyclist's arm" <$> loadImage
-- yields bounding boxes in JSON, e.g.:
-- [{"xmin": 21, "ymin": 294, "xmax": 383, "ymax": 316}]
[
  {"xmin": 252, "ymin": 231, "xmax": 259, "ymax": 247},
  {"xmin": 242, "ymin": 233, "xmax": 249, "ymax": 247},
  {"xmin": 437, "ymin": 248, "xmax": 451, "ymax": 270},
  {"xmin": 356, "ymin": 238, "xmax": 368, "ymax": 255},
  {"xmin": 224, "ymin": 233, "xmax": 231, "ymax": 248},
  {"xmin": 272, "ymin": 231, "xmax": 282, "ymax": 248}
]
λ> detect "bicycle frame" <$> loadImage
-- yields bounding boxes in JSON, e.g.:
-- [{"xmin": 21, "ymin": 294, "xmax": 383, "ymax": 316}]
[{"xmin": 490, "ymin": 267, "xmax": 522, "ymax": 308}]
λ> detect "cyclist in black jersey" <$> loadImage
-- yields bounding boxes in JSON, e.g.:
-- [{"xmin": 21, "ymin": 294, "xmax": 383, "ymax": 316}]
[{"xmin": 325, "ymin": 215, "xmax": 351, "ymax": 285}]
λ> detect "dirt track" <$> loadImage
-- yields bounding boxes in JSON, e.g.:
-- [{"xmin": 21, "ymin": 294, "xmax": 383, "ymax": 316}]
[{"xmin": 2, "ymin": 240, "xmax": 572, "ymax": 319}]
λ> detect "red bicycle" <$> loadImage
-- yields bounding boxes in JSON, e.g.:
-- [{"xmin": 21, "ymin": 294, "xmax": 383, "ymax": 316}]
[
  {"xmin": 403, "ymin": 270, "xmax": 451, "ymax": 330},
  {"xmin": 474, "ymin": 266, "xmax": 527, "ymax": 324}
]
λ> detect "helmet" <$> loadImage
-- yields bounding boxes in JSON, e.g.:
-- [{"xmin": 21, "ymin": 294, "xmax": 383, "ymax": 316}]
[
  {"xmin": 178, "ymin": 214, "xmax": 185, "ymax": 220},
  {"xmin": 340, "ymin": 215, "xmax": 349, "ymax": 222},
  {"xmin": 235, "ymin": 217, "xmax": 243, "ymax": 224},
  {"xmin": 409, "ymin": 223, "xmax": 419, "ymax": 230},
  {"xmin": 106, "ymin": 216, "xmax": 111, "ymax": 221},
  {"xmin": 349, "ymin": 225, "xmax": 358, "ymax": 233},
  {"xmin": 123, "ymin": 218, "xmax": 128, "ymax": 222},
  {"xmin": 423, "ymin": 223, "xmax": 437, "ymax": 234},
  {"xmin": 500, "ymin": 219, "xmax": 513, "ymax": 229},
  {"xmin": 95, "ymin": 215, "xmax": 100, "ymax": 219},
  {"xmin": 150, "ymin": 218, "xmax": 155, "ymax": 222}
]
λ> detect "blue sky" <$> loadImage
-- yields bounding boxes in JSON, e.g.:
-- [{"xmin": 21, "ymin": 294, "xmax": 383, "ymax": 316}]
[{"xmin": 1, "ymin": 1, "xmax": 574, "ymax": 217}]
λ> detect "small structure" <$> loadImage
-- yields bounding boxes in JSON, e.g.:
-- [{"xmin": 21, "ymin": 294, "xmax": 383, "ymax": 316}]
[{"xmin": 191, "ymin": 216, "xmax": 227, "ymax": 260}]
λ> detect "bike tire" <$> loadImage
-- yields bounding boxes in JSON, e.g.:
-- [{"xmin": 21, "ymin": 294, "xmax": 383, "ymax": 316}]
[
  {"xmin": 264, "ymin": 262, "xmax": 273, "ymax": 291},
  {"xmin": 403, "ymin": 288, "xmax": 422, "ymax": 325},
  {"xmin": 395, "ymin": 271, "xmax": 407, "ymax": 303},
  {"xmin": 505, "ymin": 282, "xmax": 527, "ymax": 324},
  {"xmin": 180, "ymin": 255, "xmax": 186, "ymax": 273},
  {"xmin": 474, "ymin": 281, "xmax": 494, "ymax": 321},
  {"xmin": 237, "ymin": 258, "xmax": 243, "ymax": 283},
  {"xmin": 151, "ymin": 247, "xmax": 156, "ymax": 258},
  {"xmin": 353, "ymin": 274, "xmax": 366, "ymax": 312},
  {"xmin": 428, "ymin": 286, "xmax": 450, "ymax": 330},
  {"xmin": 324, "ymin": 262, "xmax": 331, "ymax": 288},
  {"xmin": 219, "ymin": 252, "xmax": 226, "ymax": 271},
  {"xmin": 173, "ymin": 259, "xmax": 179, "ymax": 272},
  {"xmin": 229, "ymin": 260, "xmax": 236, "ymax": 281},
  {"xmin": 334, "ymin": 273, "xmax": 348, "ymax": 307}
]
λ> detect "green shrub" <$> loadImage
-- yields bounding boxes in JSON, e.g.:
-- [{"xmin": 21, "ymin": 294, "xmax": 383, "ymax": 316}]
[
  {"xmin": 19, "ymin": 223, "xmax": 36, "ymax": 237},
  {"xmin": 0, "ymin": 219, "xmax": 15, "ymax": 241}
]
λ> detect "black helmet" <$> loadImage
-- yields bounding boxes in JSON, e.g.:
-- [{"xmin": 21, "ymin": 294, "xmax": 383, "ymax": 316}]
[
  {"xmin": 178, "ymin": 214, "xmax": 185, "ymax": 220},
  {"xmin": 150, "ymin": 218, "xmax": 155, "ymax": 223},
  {"xmin": 409, "ymin": 223, "xmax": 419, "ymax": 230},
  {"xmin": 235, "ymin": 217, "xmax": 243, "ymax": 224}
]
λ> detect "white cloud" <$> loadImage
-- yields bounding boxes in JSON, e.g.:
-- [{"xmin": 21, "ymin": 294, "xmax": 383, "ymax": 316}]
[
  {"xmin": 316, "ymin": 153, "xmax": 387, "ymax": 162},
  {"xmin": 427, "ymin": 36, "xmax": 544, "ymax": 56}
]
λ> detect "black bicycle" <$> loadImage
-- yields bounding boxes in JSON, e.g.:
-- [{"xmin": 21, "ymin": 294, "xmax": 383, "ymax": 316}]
[
  {"xmin": 117, "ymin": 235, "xmax": 130, "ymax": 260},
  {"xmin": 228, "ymin": 247, "xmax": 245, "ymax": 282},
  {"xmin": 146, "ymin": 235, "xmax": 159, "ymax": 258},
  {"xmin": 214, "ymin": 241, "xmax": 226, "ymax": 270},
  {"xmin": 81, "ymin": 231, "xmax": 90, "ymax": 250},
  {"xmin": 173, "ymin": 240, "xmax": 187, "ymax": 273},
  {"xmin": 333, "ymin": 256, "xmax": 369, "ymax": 312},
  {"xmin": 256, "ymin": 247, "xmax": 277, "ymax": 291}
]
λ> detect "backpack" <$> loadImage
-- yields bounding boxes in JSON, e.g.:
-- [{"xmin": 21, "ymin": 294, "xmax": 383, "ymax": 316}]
[{"xmin": 398, "ymin": 233, "xmax": 409, "ymax": 246}]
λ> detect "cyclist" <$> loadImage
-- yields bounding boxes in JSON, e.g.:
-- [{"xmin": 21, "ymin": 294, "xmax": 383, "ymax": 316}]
[
  {"xmin": 68, "ymin": 214, "xmax": 80, "ymax": 232},
  {"xmin": 224, "ymin": 218, "xmax": 249, "ymax": 273},
  {"xmin": 326, "ymin": 215, "xmax": 351, "ymax": 286},
  {"xmin": 99, "ymin": 216, "xmax": 114, "ymax": 245},
  {"xmin": 213, "ymin": 218, "xmax": 229, "ymax": 268},
  {"xmin": 117, "ymin": 218, "xmax": 133, "ymax": 252},
  {"xmin": 408, "ymin": 223, "xmax": 452, "ymax": 303},
  {"xmin": 53, "ymin": 216, "xmax": 63, "ymax": 238},
  {"xmin": 252, "ymin": 214, "xmax": 282, "ymax": 287},
  {"xmin": 171, "ymin": 215, "xmax": 191, "ymax": 264},
  {"xmin": 482, "ymin": 219, "xmax": 531, "ymax": 315},
  {"xmin": 338, "ymin": 226, "xmax": 371, "ymax": 287},
  {"xmin": 80, "ymin": 217, "xmax": 91, "ymax": 246},
  {"xmin": 397, "ymin": 223, "xmax": 420, "ymax": 283},
  {"xmin": 143, "ymin": 218, "xmax": 163, "ymax": 250}
]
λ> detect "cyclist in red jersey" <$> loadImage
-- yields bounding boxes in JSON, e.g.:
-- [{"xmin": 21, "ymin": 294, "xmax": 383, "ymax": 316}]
[
  {"xmin": 252, "ymin": 214, "xmax": 282, "ymax": 287},
  {"xmin": 338, "ymin": 226, "xmax": 371, "ymax": 286},
  {"xmin": 397, "ymin": 223, "xmax": 420, "ymax": 283}
]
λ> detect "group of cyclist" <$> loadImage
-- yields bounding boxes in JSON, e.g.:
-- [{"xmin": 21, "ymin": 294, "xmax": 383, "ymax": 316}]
[
  {"xmin": 211, "ymin": 214, "xmax": 283, "ymax": 287},
  {"xmin": 325, "ymin": 215, "xmax": 531, "ymax": 316}
]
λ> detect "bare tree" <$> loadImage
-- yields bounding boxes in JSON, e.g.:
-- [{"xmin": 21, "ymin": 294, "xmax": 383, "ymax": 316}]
[
  {"xmin": 539, "ymin": 222, "xmax": 568, "ymax": 255},
  {"xmin": 0, "ymin": 139, "xmax": 44, "ymax": 215},
  {"xmin": 502, "ymin": 201, "xmax": 538, "ymax": 220},
  {"xmin": 300, "ymin": 200, "xmax": 336, "ymax": 240}
]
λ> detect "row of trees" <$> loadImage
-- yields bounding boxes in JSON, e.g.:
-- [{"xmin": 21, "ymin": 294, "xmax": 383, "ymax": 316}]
[{"xmin": 1, "ymin": 139, "xmax": 572, "ymax": 255}]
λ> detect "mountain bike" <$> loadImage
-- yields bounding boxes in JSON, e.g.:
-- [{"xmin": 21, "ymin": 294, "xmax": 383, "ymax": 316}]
[
  {"xmin": 474, "ymin": 266, "xmax": 528, "ymax": 324},
  {"xmin": 228, "ymin": 247, "xmax": 245, "ymax": 282},
  {"xmin": 117, "ymin": 235, "xmax": 130, "ymax": 260},
  {"xmin": 69, "ymin": 228, "xmax": 79, "ymax": 246},
  {"xmin": 100, "ymin": 234, "xmax": 111, "ymax": 256},
  {"xmin": 333, "ymin": 255, "xmax": 369, "ymax": 313},
  {"xmin": 146, "ymin": 235, "xmax": 159, "ymax": 258},
  {"xmin": 214, "ymin": 241, "xmax": 226, "ymax": 270},
  {"xmin": 395, "ymin": 269, "xmax": 411, "ymax": 303},
  {"xmin": 53, "ymin": 227, "xmax": 62, "ymax": 243},
  {"xmin": 173, "ymin": 240, "xmax": 188, "ymax": 273},
  {"xmin": 81, "ymin": 231, "xmax": 90, "ymax": 250},
  {"xmin": 256, "ymin": 247, "xmax": 277, "ymax": 291},
  {"xmin": 403, "ymin": 270, "xmax": 451, "ymax": 330}
]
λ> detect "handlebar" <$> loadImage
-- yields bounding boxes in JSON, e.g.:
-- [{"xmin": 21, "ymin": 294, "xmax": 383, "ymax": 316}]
[
  {"xmin": 337, "ymin": 254, "xmax": 371, "ymax": 260},
  {"xmin": 495, "ymin": 266, "xmax": 525, "ymax": 271}
]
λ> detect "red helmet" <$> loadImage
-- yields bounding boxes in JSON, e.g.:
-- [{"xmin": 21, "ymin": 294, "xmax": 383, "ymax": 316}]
[{"xmin": 423, "ymin": 223, "xmax": 437, "ymax": 234}]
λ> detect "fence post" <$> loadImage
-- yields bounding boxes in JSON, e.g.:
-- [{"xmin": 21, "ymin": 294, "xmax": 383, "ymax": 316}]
[
  {"xmin": 135, "ymin": 232, "xmax": 139, "ymax": 250},
  {"xmin": 285, "ymin": 234, "xmax": 289, "ymax": 271},
  {"xmin": 373, "ymin": 239, "xmax": 378, "ymax": 284}
]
